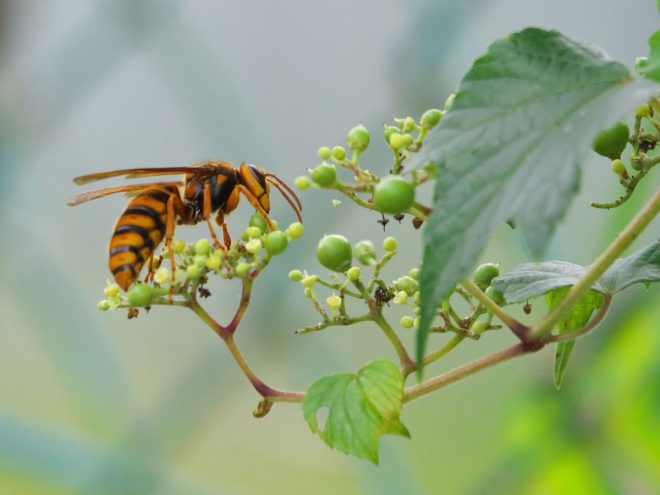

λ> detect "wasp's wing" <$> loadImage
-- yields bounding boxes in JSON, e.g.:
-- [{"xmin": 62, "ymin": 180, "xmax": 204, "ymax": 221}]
[
  {"xmin": 71, "ymin": 167, "xmax": 208, "ymax": 185},
  {"xmin": 67, "ymin": 182, "xmax": 183, "ymax": 206},
  {"xmin": 72, "ymin": 161, "xmax": 235, "ymax": 184}
]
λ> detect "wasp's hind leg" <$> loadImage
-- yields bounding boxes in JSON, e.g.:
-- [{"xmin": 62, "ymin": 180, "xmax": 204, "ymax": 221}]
[
  {"xmin": 143, "ymin": 252, "xmax": 160, "ymax": 284},
  {"xmin": 213, "ymin": 211, "xmax": 232, "ymax": 249},
  {"xmin": 162, "ymin": 194, "xmax": 181, "ymax": 300},
  {"xmin": 201, "ymin": 181, "xmax": 224, "ymax": 249}
]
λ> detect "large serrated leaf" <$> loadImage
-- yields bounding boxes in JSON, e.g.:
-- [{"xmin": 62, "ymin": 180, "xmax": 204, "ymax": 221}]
[
  {"xmin": 491, "ymin": 238, "xmax": 660, "ymax": 303},
  {"xmin": 546, "ymin": 288, "xmax": 603, "ymax": 389},
  {"xmin": 302, "ymin": 359, "xmax": 409, "ymax": 464},
  {"xmin": 414, "ymin": 27, "xmax": 633, "ymax": 369},
  {"xmin": 636, "ymin": 30, "xmax": 660, "ymax": 82}
]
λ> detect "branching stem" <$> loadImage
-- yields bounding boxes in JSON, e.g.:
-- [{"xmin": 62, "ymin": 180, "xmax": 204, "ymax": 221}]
[
  {"xmin": 374, "ymin": 313, "xmax": 416, "ymax": 373},
  {"xmin": 461, "ymin": 279, "xmax": 529, "ymax": 340},
  {"xmin": 530, "ymin": 189, "xmax": 660, "ymax": 341}
]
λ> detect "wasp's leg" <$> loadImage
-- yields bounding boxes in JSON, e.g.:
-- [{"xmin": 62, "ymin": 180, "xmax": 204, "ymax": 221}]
[
  {"xmin": 213, "ymin": 211, "xmax": 231, "ymax": 249},
  {"xmin": 202, "ymin": 181, "xmax": 223, "ymax": 249},
  {"xmin": 235, "ymin": 184, "xmax": 274, "ymax": 229},
  {"xmin": 143, "ymin": 251, "xmax": 160, "ymax": 283},
  {"xmin": 163, "ymin": 194, "xmax": 180, "ymax": 298}
]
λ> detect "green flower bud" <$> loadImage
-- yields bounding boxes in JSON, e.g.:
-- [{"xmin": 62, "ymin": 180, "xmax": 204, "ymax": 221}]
[
  {"xmin": 635, "ymin": 103, "xmax": 650, "ymax": 118},
  {"xmin": 346, "ymin": 266, "xmax": 361, "ymax": 281},
  {"xmin": 153, "ymin": 267, "xmax": 171, "ymax": 284},
  {"xmin": 246, "ymin": 226, "xmax": 262, "ymax": 239},
  {"xmin": 393, "ymin": 291, "xmax": 408, "ymax": 305},
  {"xmin": 383, "ymin": 125, "xmax": 399, "ymax": 143},
  {"xmin": 347, "ymin": 124, "xmax": 370, "ymax": 151},
  {"xmin": 193, "ymin": 254, "xmax": 208, "ymax": 268},
  {"xmin": 304, "ymin": 287, "xmax": 314, "ymax": 298},
  {"xmin": 264, "ymin": 231, "xmax": 288, "ymax": 255},
  {"xmin": 318, "ymin": 146, "xmax": 332, "ymax": 160},
  {"xmin": 413, "ymin": 318, "xmax": 419, "ymax": 328},
  {"xmin": 353, "ymin": 240, "xmax": 377, "ymax": 266},
  {"xmin": 388, "ymin": 132, "xmax": 413, "ymax": 150},
  {"xmin": 472, "ymin": 321, "xmax": 488, "ymax": 335},
  {"xmin": 317, "ymin": 234, "xmax": 353, "ymax": 272},
  {"xmin": 400, "ymin": 316, "xmax": 414, "ymax": 328},
  {"xmin": 310, "ymin": 163, "xmax": 337, "ymax": 186},
  {"xmin": 294, "ymin": 176, "xmax": 311, "ymax": 191},
  {"xmin": 611, "ymin": 159, "xmax": 626, "ymax": 175},
  {"xmin": 127, "ymin": 283, "xmax": 153, "ymax": 307},
  {"xmin": 104, "ymin": 283, "xmax": 120, "ymax": 298},
  {"xmin": 98, "ymin": 300, "xmax": 112, "ymax": 311},
  {"xmin": 591, "ymin": 122, "xmax": 630, "ymax": 160},
  {"xmin": 248, "ymin": 211, "xmax": 270, "ymax": 237},
  {"xmin": 421, "ymin": 108, "xmax": 443, "ymax": 128},
  {"xmin": 194, "ymin": 238, "xmax": 212, "ymax": 255},
  {"xmin": 288, "ymin": 269, "xmax": 304, "ymax": 282},
  {"xmin": 171, "ymin": 239, "xmax": 186, "ymax": 254},
  {"xmin": 394, "ymin": 276, "xmax": 417, "ymax": 296},
  {"xmin": 302, "ymin": 275, "xmax": 318, "ymax": 287},
  {"xmin": 401, "ymin": 117, "xmax": 415, "ymax": 133},
  {"xmin": 206, "ymin": 255, "xmax": 222, "ymax": 270},
  {"xmin": 326, "ymin": 294, "xmax": 342, "ymax": 310},
  {"xmin": 235, "ymin": 263, "xmax": 250, "ymax": 278},
  {"xmin": 331, "ymin": 146, "xmax": 346, "ymax": 161},
  {"xmin": 245, "ymin": 239, "xmax": 262, "ymax": 254},
  {"xmin": 186, "ymin": 264, "xmax": 203, "ymax": 280},
  {"xmin": 409, "ymin": 267, "xmax": 420, "ymax": 280},
  {"xmin": 287, "ymin": 222, "xmax": 304, "ymax": 239},
  {"xmin": 383, "ymin": 236, "xmax": 398, "ymax": 252},
  {"xmin": 473, "ymin": 263, "xmax": 500, "ymax": 289},
  {"xmin": 373, "ymin": 176, "xmax": 416, "ymax": 214}
]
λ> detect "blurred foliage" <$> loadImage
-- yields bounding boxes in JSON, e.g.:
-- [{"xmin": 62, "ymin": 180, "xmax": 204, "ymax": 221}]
[{"xmin": 473, "ymin": 298, "xmax": 660, "ymax": 494}]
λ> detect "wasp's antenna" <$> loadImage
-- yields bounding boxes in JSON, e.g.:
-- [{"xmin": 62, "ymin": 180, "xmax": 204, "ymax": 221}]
[
  {"xmin": 267, "ymin": 177, "xmax": 303, "ymax": 223},
  {"xmin": 265, "ymin": 173, "xmax": 303, "ymax": 212}
]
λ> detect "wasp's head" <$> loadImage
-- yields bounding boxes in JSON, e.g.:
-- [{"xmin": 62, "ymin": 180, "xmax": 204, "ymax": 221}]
[{"xmin": 238, "ymin": 163, "xmax": 302, "ymax": 223}]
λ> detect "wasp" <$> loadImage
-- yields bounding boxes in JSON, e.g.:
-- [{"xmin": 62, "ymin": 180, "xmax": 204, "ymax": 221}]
[{"xmin": 68, "ymin": 161, "xmax": 302, "ymax": 291}]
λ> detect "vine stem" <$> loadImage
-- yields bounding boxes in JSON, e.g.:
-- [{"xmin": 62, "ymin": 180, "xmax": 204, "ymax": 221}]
[
  {"xmin": 591, "ymin": 156, "xmax": 659, "ymax": 209},
  {"xmin": 529, "ymin": 188, "xmax": 660, "ymax": 341},
  {"xmin": 460, "ymin": 279, "xmax": 529, "ymax": 340},
  {"xmin": 190, "ymin": 295, "xmax": 304, "ymax": 404},
  {"xmin": 403, "ymin": 342, "xmax": 538, "ymax": 402},
  {"xmin": 224, "ymin": 335, "xmax": 304, "ymax": 403},
  {"xmin": 418, "ymin": 335, "xmax": 464, "ymax": 372},
  {"xmin": 373, "ymin": 313, "xmax": 416, "ymax": 373}
]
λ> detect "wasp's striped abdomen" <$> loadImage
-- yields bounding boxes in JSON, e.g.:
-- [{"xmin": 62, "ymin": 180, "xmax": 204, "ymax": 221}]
[{"xmin": 108, "ymin": 186, "xmax": 176, "ymax": 290}]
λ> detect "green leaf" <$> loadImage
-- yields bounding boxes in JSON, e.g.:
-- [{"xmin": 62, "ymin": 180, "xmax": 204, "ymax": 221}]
[
  {"xmin": 414, "ymin": 27, "xmax": 632, "ymax": 370},
  {"xmin": 546, "ymin": 287, "xmax": 604, "ymax": 389},
  {"xmin": 302, "ymin": 359, "xmax": 410, "ymax": 463},
  {"xmin": 636, "ymin": 30, "xmax": 660, "ymax": 82},
  {"xmin": 599, "ymin": 238, "xmax": 660, "ymax": 293},
  {"xmin": 491, "ymin": 261, "xmax": 593, "ymax": 303},
  {"xmin": 492, "ymin": 239, "xmax": 660, "ymax": 302}
]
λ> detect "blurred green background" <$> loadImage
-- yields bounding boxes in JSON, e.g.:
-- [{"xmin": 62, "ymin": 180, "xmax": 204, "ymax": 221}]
[{"xmin": 1, "ymin": 1, "xmax": 658, "ymax": 494}]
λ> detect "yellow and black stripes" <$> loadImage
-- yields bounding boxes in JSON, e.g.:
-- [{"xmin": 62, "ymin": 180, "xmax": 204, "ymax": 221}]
[{"xmin": 108, "ymin": 186, "xmax": 174, "ymax": 290}]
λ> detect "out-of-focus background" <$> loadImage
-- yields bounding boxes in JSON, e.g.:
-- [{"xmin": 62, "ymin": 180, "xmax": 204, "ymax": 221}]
[{"xmin": 1, "ymin": 1, "xmax": 658, "ymax": 494}]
